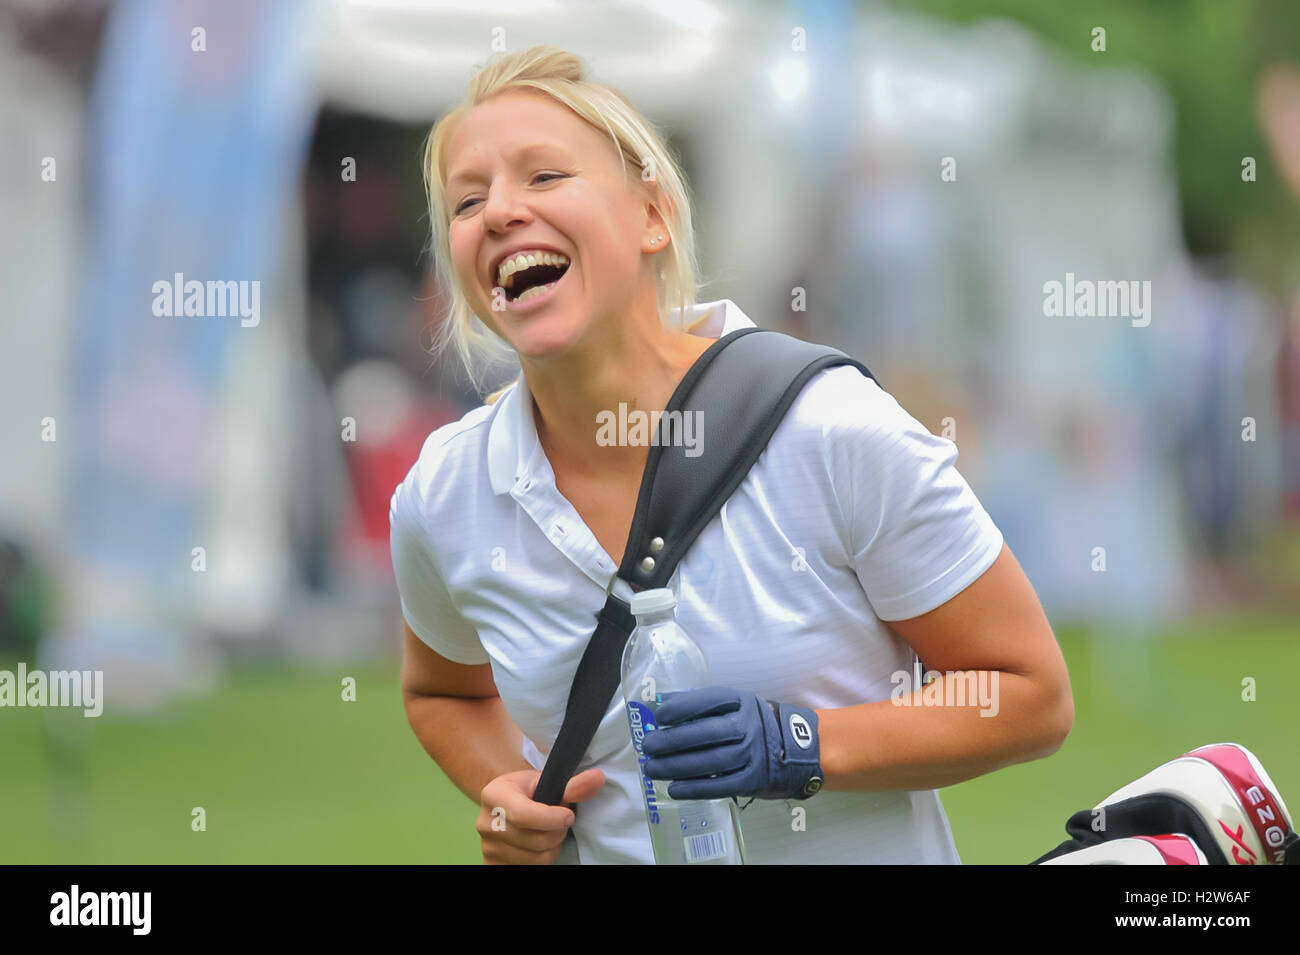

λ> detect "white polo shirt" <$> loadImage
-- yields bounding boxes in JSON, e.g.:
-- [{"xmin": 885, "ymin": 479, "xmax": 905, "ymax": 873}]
[{"xmin": 390, "ymin": 298, "xmax": 1005, "ymax": 864}]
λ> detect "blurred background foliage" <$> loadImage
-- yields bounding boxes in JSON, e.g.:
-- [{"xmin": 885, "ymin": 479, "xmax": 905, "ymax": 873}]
[{"xmin": 899, "ymin": 0, "xmax": 1300, "ymax": 291}]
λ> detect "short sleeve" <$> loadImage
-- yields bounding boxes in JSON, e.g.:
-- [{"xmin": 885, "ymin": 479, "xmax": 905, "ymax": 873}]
[
  {"xmin": 821, "ymin": 371, "xmax": 1004, "ymax": 621},
  {"xmin": 389, "ymin": 468, "xmax": 489, "ymax": 665}
]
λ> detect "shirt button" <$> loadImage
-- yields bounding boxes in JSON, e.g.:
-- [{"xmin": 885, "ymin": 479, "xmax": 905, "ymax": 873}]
[
  {"xmin": 521, "ymin": 479, "xmax": 533, "ymax": 492},
  {"xmin": 554, "ymin": 524, "xmax": 566, "ymax": 537}
]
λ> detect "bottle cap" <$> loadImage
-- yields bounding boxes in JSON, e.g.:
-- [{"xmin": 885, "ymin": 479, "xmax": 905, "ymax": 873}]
[{"xmin": 629, "ymin": 587, "xmax": 676, "ymax": 616}]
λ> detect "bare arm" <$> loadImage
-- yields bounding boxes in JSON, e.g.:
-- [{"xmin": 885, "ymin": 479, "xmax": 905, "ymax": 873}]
[
  {"xmin": 815, "ymin": 543, "xmax": 1074, "ymax": 791},
  {"xmin": 400, "ymin": 621, "xmax": 533, "ymax": 803}
]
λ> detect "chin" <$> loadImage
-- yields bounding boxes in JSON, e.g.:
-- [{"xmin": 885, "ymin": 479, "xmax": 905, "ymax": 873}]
[{"xmin": 508, "ymin": 317, "xmax": 588, "ymax": 362}]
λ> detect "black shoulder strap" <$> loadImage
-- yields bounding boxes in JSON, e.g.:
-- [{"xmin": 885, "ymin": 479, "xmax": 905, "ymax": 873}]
[{"xmin": 532, "ymin": 327, "xmax": 875, "ymax": 805}]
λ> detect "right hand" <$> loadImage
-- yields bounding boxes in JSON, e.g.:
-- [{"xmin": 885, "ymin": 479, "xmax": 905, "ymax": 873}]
[{"xmin": 476, "ymin": 767, "xmax": 606, "ymax": 865}]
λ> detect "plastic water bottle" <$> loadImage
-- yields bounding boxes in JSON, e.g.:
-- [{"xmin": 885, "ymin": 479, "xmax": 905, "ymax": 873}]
[{"xmin": 621, "ymin": 587, "xmax": 747, "ymax": 865}]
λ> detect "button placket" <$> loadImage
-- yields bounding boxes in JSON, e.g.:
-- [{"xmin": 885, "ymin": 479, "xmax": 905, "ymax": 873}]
[{"xmin": 517, "ymin": 481, "xmax": 614, "ymax": 592}]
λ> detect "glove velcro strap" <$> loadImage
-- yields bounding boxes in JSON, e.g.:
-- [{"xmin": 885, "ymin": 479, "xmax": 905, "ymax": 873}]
[{"xmin": 774, "ymin": 701, "xmax": 824, "ymax": 799}]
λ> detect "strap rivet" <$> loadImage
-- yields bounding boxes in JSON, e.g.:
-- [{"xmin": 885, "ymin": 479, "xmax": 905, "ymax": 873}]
[
  {"xmin": 649, "ymin": 537, "xmax": 664, "ymax": 553},
  {"xmin": 640, "ymin": 556, "xmax": 656, "ymax": 573}
]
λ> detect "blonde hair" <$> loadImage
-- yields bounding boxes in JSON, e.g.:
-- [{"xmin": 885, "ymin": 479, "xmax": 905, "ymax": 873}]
[{"xmin": 422, "ymin": 46, "xmax": 710, "ymax": 406}]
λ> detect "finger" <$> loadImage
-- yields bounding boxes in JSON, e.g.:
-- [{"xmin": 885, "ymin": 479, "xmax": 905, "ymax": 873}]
[
  {"xmin": 559, "ymin": 767, "xmax": 606, "ymax": 806},
  {"xmin": 667, "ymin": 772, "xmax": 752, "ymax": 801},
  {"xmin": 479, "ymin": 815, "xmax": 573, "ymax": 853},
  {"xmin": 653, "ymin": 687, "xmax": 743, "ymax": 726},
  {"xmin": 642, "ymin": 713, "xmax": 745, "ymax": 757},
  {"xmin": 490, "ymin": 781, "xmax": 575, "ymax": 831},
  {"xmin": 483, "ymin": 840, "xmax": 564, "ymax": 865},
  {"xmin": 645, "ymin": 741, "xmax": 751, "ymax": 781}
]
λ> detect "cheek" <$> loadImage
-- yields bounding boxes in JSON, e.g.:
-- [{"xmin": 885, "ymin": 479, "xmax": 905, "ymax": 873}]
[
  {"xmin": 567, "ymin": 205, "xmax": 641, "ymax": 289},
  {"xmin": 447, "ymin": 234, "xmax": 483, "ymax": 296}
]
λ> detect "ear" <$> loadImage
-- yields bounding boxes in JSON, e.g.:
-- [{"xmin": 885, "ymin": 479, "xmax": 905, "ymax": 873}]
[
  {"xmin": 648, "ymin": 189, "xmax": 675, "ymax": 237},
  {"xmin": 635, "ymin": 176, "xmax": 674, "ymax": 244},
  {"xmin": 641, "ymin": 206, "xmax": 675, "ymax": 255}
]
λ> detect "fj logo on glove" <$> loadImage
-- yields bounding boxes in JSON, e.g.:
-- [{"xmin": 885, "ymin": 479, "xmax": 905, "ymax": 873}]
[{"xmin": 789, "ymin": 714, "xmax": 813, "ymax": 749}]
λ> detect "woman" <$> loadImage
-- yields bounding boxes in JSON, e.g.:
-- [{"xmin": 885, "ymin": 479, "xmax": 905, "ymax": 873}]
[{"xmin": 391, "ymin": 46, "xmax": 1073, "ymax": 864}]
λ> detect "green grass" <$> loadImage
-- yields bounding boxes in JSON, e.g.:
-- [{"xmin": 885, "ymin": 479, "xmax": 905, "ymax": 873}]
[
  {"xmin": 0, "ymin": 662, "xmax": 482, "ymax": 864},
  {"xmin": 2, "ymin": 613, "xmax": 1296, "ymax": 864}
]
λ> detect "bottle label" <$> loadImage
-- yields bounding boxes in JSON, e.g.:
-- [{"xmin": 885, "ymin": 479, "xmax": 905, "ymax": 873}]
[
  {"xmin": 627, "ymin": 699, "xmax": 737, "ymax": 864},
  {"xmin": 626, "ymin": 700, "xmax": 666, "ymax": 824}
]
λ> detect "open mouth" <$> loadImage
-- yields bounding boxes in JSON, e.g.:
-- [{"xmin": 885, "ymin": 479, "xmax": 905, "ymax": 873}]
[{"xmin": 498, "ymin": 258, "xmax": 571, "ymax": 308}]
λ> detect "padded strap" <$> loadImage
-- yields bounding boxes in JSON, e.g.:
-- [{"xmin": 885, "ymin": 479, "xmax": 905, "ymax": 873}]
[{"xmin": 620, "ymin": 327, "xmax": 875, "ymax": 589}]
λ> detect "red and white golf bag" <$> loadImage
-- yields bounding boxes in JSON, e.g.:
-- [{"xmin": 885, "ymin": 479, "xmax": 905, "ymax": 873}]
[{"xmin": 1033, "ymin": 742, "xmax": 1299, "ymax": 865}]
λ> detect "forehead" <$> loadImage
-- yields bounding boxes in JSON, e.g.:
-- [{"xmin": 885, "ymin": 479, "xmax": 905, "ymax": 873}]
[{"xmin": 445, "ymin": 92, "xmax": 609, "ymax": 185}]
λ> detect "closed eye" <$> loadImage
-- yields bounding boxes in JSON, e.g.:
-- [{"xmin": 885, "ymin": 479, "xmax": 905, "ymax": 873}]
[{"xmin": 454, "ymin": 172, "xmax": 567, "ymax": 216}]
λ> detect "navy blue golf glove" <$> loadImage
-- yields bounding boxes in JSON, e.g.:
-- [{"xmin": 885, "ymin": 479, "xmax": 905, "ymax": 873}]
[{"xmin": 639, "ymin": 686, "xmax": 824, "ymax": 801}]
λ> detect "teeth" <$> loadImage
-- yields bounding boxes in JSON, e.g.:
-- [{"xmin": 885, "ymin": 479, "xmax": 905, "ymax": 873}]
[
  {"xmin": 497, "ymin": 250, "xmax": 569, "ymax": 287},
  {"xmin": 513, "ymin": 280, "xmax": 557, "ymax": 304}
]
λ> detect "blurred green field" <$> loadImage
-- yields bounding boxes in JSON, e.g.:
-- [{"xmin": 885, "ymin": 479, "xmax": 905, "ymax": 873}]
[{"xmin": 1, "ymin": 612, "xmax": 1296, "ymax": 864}]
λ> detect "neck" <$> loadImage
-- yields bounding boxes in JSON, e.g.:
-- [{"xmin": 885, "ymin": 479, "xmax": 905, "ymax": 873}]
[{"xmin": 525, "ymin": 302, "xmax": 715, "ymax": 479}]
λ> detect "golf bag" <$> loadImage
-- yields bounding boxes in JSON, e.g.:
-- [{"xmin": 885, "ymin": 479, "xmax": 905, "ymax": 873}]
[{"xmin": 1033, "ymin": 742, "xmax": 1299, "ymax": 865}]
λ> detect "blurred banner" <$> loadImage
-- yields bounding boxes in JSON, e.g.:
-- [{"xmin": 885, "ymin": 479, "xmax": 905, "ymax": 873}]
[{"xmin": 50, "ymin": 0, "xmax": 318, "ymax": 706}]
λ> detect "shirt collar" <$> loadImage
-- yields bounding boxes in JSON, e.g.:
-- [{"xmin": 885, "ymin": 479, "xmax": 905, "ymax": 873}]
[{"xmin": 487, "ymin": 298, "xmax": 756, "ymax": 496}]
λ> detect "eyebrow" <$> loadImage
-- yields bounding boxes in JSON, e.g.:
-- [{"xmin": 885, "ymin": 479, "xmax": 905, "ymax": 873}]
[{"xmin": 447, "ymin": 143, "xmax": 573, "ymax": 191}]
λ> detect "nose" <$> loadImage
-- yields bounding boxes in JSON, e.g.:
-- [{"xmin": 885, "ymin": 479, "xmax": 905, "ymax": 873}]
[{"xmin": 482, "ymin": 177, "xmax": 532, "ymax": 234}]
